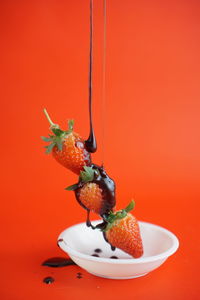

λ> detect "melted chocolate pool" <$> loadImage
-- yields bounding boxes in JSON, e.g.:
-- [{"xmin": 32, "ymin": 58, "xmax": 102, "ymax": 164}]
[{"xmin": 42, "ymin": 257, "xmax": 76, "ymax": 268}]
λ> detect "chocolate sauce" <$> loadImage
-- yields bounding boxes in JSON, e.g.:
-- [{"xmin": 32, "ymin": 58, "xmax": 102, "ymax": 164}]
[
  {"xmin": 103, "ymin": 231, "xmax": 116, "ymax": 251},
  {"xmin": 110, "ymin": 256, "xmax": 118, "ymax": 259},
  {"xmin": 43, "ymin": 277, "xmax": 55, "ymax": 284},
  {"xmin": 42, "ymin": 257, "xmax": 76, "ymax": 267},
  {"xmin": 94, "ymin": 248, "xmax": 102, "ymax": 253},
  {"xmin": 86, "ymin": 210, "xmax": 95, "ymax": 228},
  {"xmin": 92, "ymin": 164, "xmax": 116, "ymax": 216},
  {"xmin": 77, "ymin": 272, "xmax": 83, "ymax": 279},
  {"xmin": 74, "ymin": 163, "xmax": 116, "ymax": 248},
  {"xmin": 57, "ymin": 238, "xmax": 63, "ymax": 247},
  {"xmin": 75, "ymin": 164, "xmax": 116, "ymax": 218},
  {"xmin": 85, "ymin": 0, "xmax": 97, "ymax": 153},
  {"xmin": 91, "ymin": 254, "xmax": 99, "ymax": 257},
  {"xmin": 78, "ymin": 1, "xmax": 117, "ymax": 252}
]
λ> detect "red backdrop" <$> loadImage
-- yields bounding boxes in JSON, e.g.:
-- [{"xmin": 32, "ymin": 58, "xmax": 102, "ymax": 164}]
[{"xmin": 1, "ymin": 0, "xmax": 200, "ymax": 299}]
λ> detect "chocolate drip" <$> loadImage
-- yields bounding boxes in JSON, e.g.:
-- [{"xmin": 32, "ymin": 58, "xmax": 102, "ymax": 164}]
[
  {"xmin": 92, "ymin": 164, "xmax": 116, "ymax": 215},
  {"xmin": 103, "ymin": 231, "xmax": 116, "ymax": 251},
  {"xmin": 42, "ymin": 257, "xmax": 76, "ymax": 267},
  {"xmin": 111, "ymin": 245, "xmax": 116, "ymax": 251},
  {"xmin": 77, "ymin": 272, "xmax": 83, "ymax": 279},
  {"xmin": 94, "ymin": 248, "xmax": 102, "ymax": 253},
  {"xmin": 74, "ymin": 198, "xmax": 94, "ymax": 228},
  {"xmin": 43, "ymin": 277, "xmax": 54, "ymax": 284},
  {"xmin": 86, "ymin": 210, "xmax": 92, "ymax": 227},
  {"xmin": 85, "ymin": 0, "xmax": 97, "ymax": 153},
  {"xmin": 86, "ymin": 210, "xmax": 106, "ymax": 230}
]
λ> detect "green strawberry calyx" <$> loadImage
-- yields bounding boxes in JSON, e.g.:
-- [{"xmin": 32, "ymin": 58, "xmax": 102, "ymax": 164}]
[
  {"xmin": 80, "ymin": 166, "xmax": 95, "ymax": 183},
  {"xmin": 65, "ymin": 166, "xmax": 96, "ymax": 191},
  {"xmin": 103, "ymin": 200, "xmax": 135, "ymax": 232},
  {"xmin": 41, "ymin": 108, "xmax": 74, "ymax": 154}
]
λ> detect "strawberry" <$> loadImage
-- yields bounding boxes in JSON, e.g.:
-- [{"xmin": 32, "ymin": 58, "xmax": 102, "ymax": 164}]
[
  {"xmin": 76, "ymin": 182, "xmax": 103, "ymax": 214},
  {"xmin": 103, "ymin": 201, "xmax": 143, "ymax": 258},
  {"xmin": 66, "ymin": 165, "xmax": 116, "ymax": 216},
  {"xmin": 41, "ymin": 109, "xmax": 91, "ymax": 174}
]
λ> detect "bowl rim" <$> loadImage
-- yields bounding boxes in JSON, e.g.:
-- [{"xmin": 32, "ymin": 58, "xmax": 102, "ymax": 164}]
[{"xmin": 58, "ymin": 220, "xmax": 179, "ymax": 264}]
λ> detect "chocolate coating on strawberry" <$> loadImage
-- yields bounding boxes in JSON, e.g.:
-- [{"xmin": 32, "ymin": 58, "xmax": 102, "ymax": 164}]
[
  {"xmin": 92, "ymin": 164, "xmax": 116, "ymax": 215},
  {"xmin": 66, "ymin": 165, "xmax": 116, "ymax": 228},
  {"xmin": 76, "ymin": 164, "xmax": 115, "ymax": 216}
]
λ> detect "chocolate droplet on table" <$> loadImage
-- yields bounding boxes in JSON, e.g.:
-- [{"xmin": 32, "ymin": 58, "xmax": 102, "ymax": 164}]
[
  {"xmin": 110, "ymin": 256, "xmax": 118, "ymax": 259},
  {"xmin": 77, "ymin": 272, "xmax": 83, "ymax": 279},
  {"xmin": 42, "ymin": 257, "xmax": 76, "ymax": 267},
  {"xmin": 43, "ymin": 276, "xmax": 55, "ymax": 284}
]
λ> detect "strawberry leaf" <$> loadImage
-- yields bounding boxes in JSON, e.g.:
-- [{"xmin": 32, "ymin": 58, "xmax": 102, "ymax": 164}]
[
  {"xmin": 42, "ymin": 109, "xmax": 75, "ymax": 154},
  {"xmin": 45, "ymin": 142, "xmax": 56, "ymax": 154},
  {"xmin": 41, "ymin": 136, "xmax": 52, "ymax": 142},
  {"xmin": 65, "ymin": 184, "xmax": 79, "ymax": 191},
  {"xmin": 55, "ymin": 138, "xmax": 63, "ymax": 151},
  {"xmin": 115, "ymin": 210, "xmax": 127, "ymax": 219},
  {"xmin": 52, "ymin": 128, "xmax": 64, "ymax": 136},
  {"xmin": 102, "ymin": 200, "xmax": 136, "ymax": 232},
  {"xmin": 80, "ymin": 166, "xmax": 95, "ymax": 183}
]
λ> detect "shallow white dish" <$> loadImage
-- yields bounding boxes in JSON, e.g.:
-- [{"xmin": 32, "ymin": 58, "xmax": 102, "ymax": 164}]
[{"xmin": 58, "ymin": 220, "xmax": 179, "ymax": 279}]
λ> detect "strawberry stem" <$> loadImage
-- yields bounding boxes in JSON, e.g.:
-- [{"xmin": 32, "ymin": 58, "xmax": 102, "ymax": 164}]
[
  {"xmin": 125, "ymin": 200, "xmax": 135, "ymax": 213},
  {"xmin": 43, "ymin": 108, "xmax": 59, "ymax": 129},
  {"xmin": 68, "ymin": 120, "xmax": 74, "ymax": 131}
]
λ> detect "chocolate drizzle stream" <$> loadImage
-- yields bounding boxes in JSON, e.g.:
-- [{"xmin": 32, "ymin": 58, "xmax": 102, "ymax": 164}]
[{"xmin": 85, "ymin": 0, "xmax": 97, "ymax": 153}]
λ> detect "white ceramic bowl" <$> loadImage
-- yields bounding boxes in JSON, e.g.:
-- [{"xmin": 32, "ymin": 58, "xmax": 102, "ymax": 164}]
[{"xmin": 58, "ymin": 220, "xmax": 179, "ymax": 279}]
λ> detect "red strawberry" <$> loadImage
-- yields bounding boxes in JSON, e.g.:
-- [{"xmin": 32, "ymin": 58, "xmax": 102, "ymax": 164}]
[
  {"xmin": 77, "ymin": 182, "xmax": 103, "ymax": 214},
  {"xmin": 104, "ymin": 201, "xmax": 143, "ymax": 258},
  {"xmin": 41, "ymin": 109, "xmax": 91, "ymax": 174},
  {"xmin": 66, "ymin": 165, "xmax": 116, "ymax": 216}
]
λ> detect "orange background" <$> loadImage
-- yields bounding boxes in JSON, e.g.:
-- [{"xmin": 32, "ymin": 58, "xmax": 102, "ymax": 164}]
[{"xmin": 1, "ymin": 0, "xmax": 200, "ymax": 299}]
